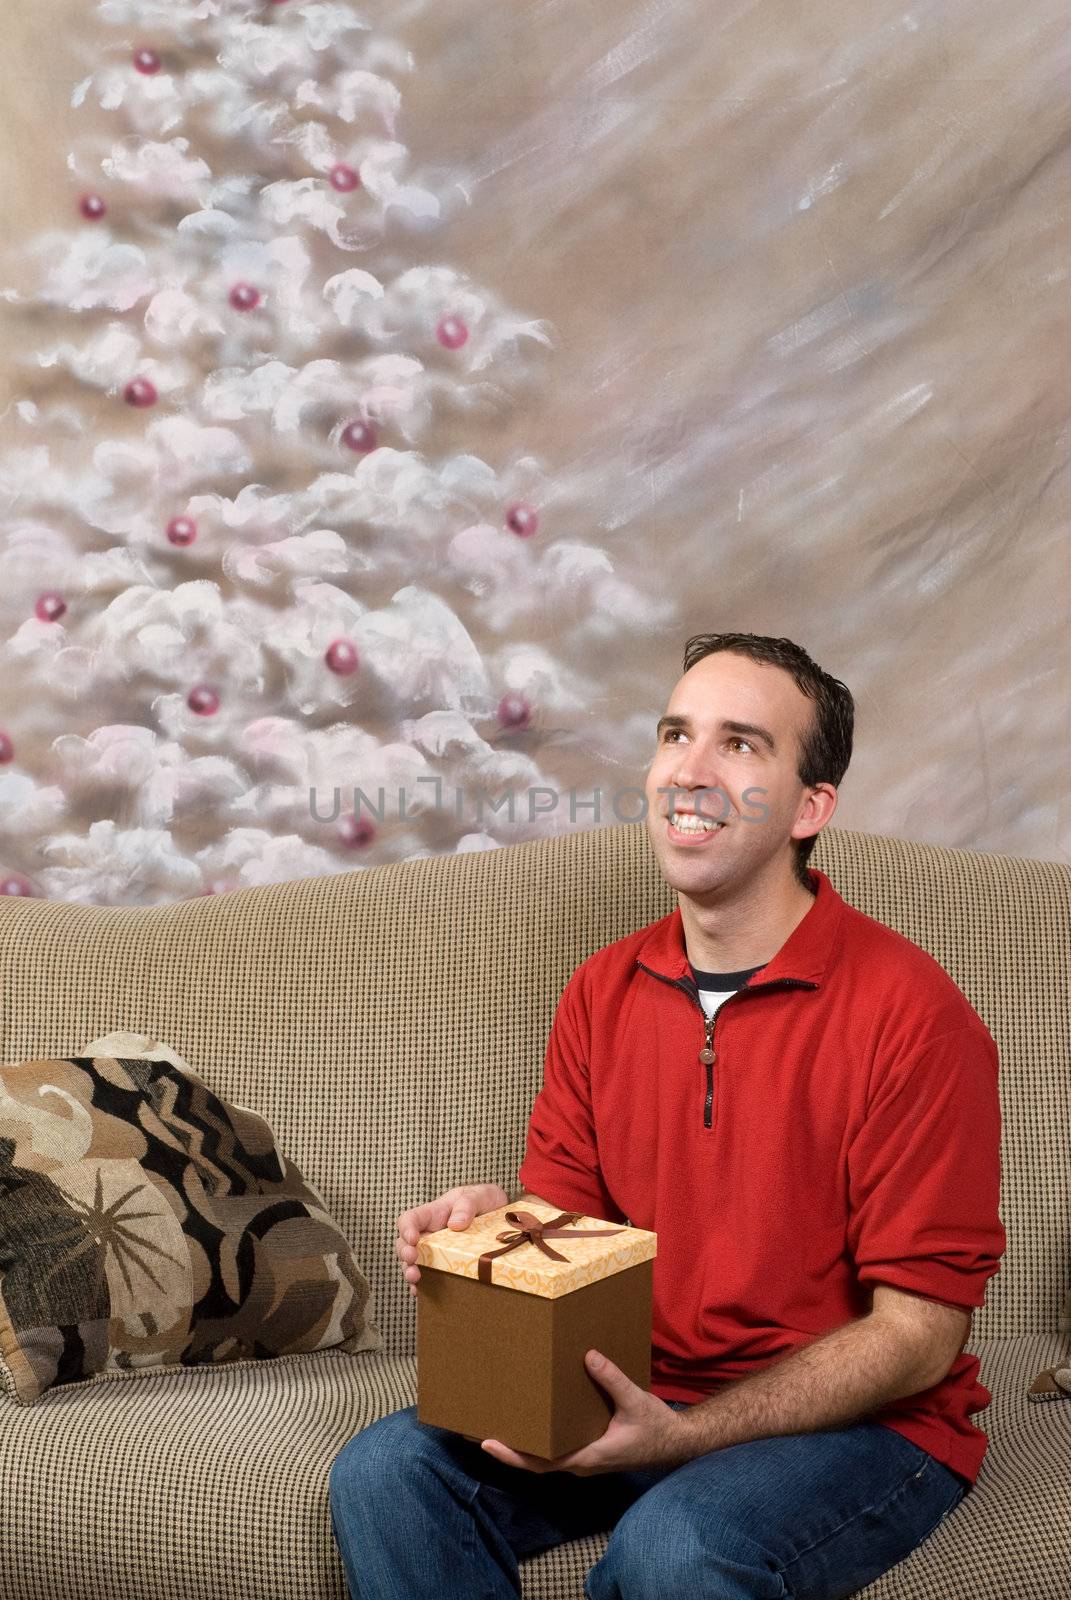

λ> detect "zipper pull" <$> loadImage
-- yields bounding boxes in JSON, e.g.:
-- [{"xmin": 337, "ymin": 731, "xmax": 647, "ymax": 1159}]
[{"xmin": 698, "ymin": 1014, "xmax": 716, "ymax": 1065}]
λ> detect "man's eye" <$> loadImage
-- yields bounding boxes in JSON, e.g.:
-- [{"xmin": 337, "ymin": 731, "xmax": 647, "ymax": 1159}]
[{"xmin": 660, "ymin": 731, "xmax": 755, "ymax": 752}]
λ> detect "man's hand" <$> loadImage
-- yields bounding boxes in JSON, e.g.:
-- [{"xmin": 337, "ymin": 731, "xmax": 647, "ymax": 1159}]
[
  {"xmin": 480, "ymin": 1350, "xmax": 694, "ymax": 1476},
  {"xmin": 395, "ymin": 1183, "xmax": 509, "ymax": 1299}
]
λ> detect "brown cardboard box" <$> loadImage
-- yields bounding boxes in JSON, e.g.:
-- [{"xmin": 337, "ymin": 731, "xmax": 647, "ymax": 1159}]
[{"xmin": 415, "ymin": 1199, "xmax": 657, "ymax": 1459}]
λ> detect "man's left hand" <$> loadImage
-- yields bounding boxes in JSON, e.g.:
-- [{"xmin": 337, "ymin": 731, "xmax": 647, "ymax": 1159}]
[{"xmin": 480, "ymin": 1350, "xmax": 695, "ymax": 1476}]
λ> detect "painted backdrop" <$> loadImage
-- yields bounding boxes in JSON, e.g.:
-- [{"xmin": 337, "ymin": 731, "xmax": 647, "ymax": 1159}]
[{"xmin": 0, "ymin": 0, "xmax": 1065, "ymax": 903}]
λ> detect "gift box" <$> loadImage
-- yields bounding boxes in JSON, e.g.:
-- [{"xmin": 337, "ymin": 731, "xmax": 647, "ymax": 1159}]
[{"xmin": 415, "ymin": 1198, "xmax": 657, "ymax": 1459}]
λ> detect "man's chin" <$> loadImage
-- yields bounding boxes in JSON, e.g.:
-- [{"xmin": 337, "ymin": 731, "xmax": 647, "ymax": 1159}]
[{"xmin": 651, "ymin": 842, "xmax": 729, "ymax": 890}]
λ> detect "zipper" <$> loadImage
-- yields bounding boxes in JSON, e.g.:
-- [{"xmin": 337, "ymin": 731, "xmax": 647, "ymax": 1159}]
[
  {"xmin": 636, "ymin": 963, "xmax": 816, "ymax": 1128},
  {"xmin": 700, "ymin": 1007, "xmax": 717, "ymax": 1126}
]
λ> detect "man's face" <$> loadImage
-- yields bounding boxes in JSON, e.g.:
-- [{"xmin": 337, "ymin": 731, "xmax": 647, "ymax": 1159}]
[{"xmin": 643, "ymin": 651, "xmax": 824, "ymax": 897}]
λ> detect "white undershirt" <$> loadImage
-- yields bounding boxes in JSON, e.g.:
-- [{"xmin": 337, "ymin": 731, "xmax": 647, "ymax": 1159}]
[{"xmin": 690, "ymin": 962, "xmax": 765, "ymax": 1019}]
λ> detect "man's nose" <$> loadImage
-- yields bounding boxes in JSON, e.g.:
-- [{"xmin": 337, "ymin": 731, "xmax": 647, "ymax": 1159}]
[{"xmin": 666, "ymin": 746, "xmax": 728, "ymax": 806}]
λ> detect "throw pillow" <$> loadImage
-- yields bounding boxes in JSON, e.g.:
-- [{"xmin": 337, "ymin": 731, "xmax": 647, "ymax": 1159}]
[
  {"xmin": 0, "ymin": 1032, "xmax": 382, "ymax": 1404},
  {"xmin": 1027, "ymin": 1284, "xmax": 1071, "ymax": 1402}
]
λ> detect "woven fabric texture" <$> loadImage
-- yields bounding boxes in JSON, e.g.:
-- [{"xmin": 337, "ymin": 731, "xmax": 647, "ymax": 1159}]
[
  {"xmin": 0, "ymin": 1335, "xmax": 1066, "ymax": 1600},
  {"xmin": 0, "ymin": 821, "xmax": 1067, "ymax": 1598},
  {"xmin": 0, "ymin": 1046, "xmax": 382, "ymax": 1404}
]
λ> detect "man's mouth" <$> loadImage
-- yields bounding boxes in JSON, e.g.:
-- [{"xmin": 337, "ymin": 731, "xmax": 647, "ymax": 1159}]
[{"xmin": 666, "ymin": 810, "xmax": 728, "ymax": 843}]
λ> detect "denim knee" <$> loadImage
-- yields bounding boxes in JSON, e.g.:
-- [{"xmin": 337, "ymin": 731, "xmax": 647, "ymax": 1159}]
[
  {"xmin": 328, "ymin": 1404, "xmax": 423, "ymax": 1511},
  {"xmin": 586, "ymin": 1491, "xmax": 766, "ymax": 1600}
]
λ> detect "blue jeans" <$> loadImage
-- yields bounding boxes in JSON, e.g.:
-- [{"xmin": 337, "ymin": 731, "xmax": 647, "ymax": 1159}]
[{"xmin": 328, "ymin": 1401, "xmax": 968, "ymax": 1599}]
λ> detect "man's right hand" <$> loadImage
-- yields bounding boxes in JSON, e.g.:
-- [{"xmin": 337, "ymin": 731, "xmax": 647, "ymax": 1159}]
[{"xmin": 395, "ymin": 1183, "xmax": 510, "ymax": 1299}]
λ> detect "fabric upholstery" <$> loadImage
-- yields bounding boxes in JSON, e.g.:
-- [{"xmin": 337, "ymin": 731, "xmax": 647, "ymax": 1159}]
[
  {"xmin": 0, "ymin": 821, "xmax": 1067, "ymax": 1597},
  {"xmin": 0, "ymin": 1334, "xmax": 1066, "ymax": 1600},
  {"xmin": 0, "ymin": 1347, "xmax": 415, "ymax": 1600},
  {"xmin": 0, "ymin": 1041, "xmax": 382, "ymax": 1404}
]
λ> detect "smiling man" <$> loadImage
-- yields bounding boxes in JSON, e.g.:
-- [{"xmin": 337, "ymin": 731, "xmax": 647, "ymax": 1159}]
[
  {"xmin": 329, "ymin": 631, "xmax": 1005, "ymax": 1600},
  {"xmin": 644, "ymin": 640, "xmax": 836, "ymax": 972}
]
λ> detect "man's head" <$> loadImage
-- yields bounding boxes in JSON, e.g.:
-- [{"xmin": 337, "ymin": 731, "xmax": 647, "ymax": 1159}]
[{"xmin": 643, "ymin": 632, "xmax": 854, "ymax": 899}]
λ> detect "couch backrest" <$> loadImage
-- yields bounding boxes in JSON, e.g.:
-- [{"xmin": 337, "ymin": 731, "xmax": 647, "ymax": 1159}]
[{"xmin": 0, "ymin": 823, "xmax": 1067, "ymax": 1358}]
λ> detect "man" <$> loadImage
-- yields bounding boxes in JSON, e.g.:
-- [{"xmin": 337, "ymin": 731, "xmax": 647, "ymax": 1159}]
[{"xmin": 329, "ymin": 631, "xmax": 1005, "ymax": 1600}]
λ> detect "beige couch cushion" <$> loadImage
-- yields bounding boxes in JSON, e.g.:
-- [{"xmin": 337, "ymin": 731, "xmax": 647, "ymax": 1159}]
[{"xmin": 0, "ymin": 1336, "xmax": 1066, "ymax": 1600}]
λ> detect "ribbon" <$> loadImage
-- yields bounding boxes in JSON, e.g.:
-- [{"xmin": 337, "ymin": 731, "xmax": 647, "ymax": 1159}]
[{"xmin": 476, "ymin": 1208, "xmax": 627, "ymax": 1286}]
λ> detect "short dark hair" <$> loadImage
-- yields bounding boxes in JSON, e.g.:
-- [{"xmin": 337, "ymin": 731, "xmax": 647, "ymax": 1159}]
[{"xmin": 680, "ymin": 632, "xmax": 854, "ymax": 888}]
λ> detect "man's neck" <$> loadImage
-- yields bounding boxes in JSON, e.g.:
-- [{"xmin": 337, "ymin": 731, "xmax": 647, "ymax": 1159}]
[{"xmin": 679, "ymin": 875, "xmax": 817, "ymax": 974}]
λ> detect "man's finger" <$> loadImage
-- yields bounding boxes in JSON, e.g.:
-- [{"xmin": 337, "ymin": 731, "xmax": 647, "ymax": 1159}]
[
  {"xmin": 585, "ymin": 1350, "xmax": 638, "ymax": 1401},
  {"xmin": 481, "ymin": 1438, "xmax": 594, "ymax": 1475},
  {"xmin": 481, "ymin": 1439, "xmax": 556, "ymax": 1473}
]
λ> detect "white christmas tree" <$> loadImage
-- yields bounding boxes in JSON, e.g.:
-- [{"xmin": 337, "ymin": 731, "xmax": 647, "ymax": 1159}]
[{"xmin": 0, "ymin": 0, "xmax": 674, "ymax": 905}]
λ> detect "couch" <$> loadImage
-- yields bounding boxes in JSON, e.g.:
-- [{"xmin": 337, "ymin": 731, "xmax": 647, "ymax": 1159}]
[{"xmin": 0, "ymin": 820, "xmax": 1068, "ymax": 1600}]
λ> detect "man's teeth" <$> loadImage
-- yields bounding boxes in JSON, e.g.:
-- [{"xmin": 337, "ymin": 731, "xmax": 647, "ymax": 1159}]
[{"xmin": 670, "ymin": 812, "xmax": 724, "ymax": 833}]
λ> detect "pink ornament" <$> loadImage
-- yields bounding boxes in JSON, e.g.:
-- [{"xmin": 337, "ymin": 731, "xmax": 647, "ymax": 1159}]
[
  {"xmin": 339, "ymin": 812, "xmax": 375, "ymax": 848},
  {"xmin": 133, "ymin": 48, "xmax": 161, "ymax": 75},
  {"xmin": 340, "ymin": 419, "xmax": 377, "ymax": 453},
  {"xmin": 436, "ymin": 315, "xmax": 468, "ymax": 350},
  {"xmin": 187, "ymin": 685, "xmax": 220, "ymax": 716},
  {"xmin": 166, "ymin": 515, "xmax": 197, "ymax": 546},
  {"xmin": 329, "ymin": 163, "xmax": 361, "ymax": 192},
  {"xmin": 124, "ymin": 377, "xmax": 158, "ymax": 408},
  {"xmin": 229, "ymin": 282, "xmax": 261, "ymax": 312},
  {"xmin": 35, "ymin": 592, "xmax": 67, "ymax": 623},
  {"xmin": 325, "ymin": 638, "xmax": 360, "ymax": 675},
  {"xmin": 79, "ymin": 194, "xmax": 107, "ymax": 221},
  {"xmin": 498, "ymin": 691, "xmax": 531, "ymax": 730},
  {"xmin": 505, "ymin": 502, "xmax": 539, "ymax": 537},
  {"xmin": 0, "ymin": 874, "xmax": 36, "ymax": 898},
  {"xmin": 0, "ymin": 731, "xmax": 13, "ymax": 763}
]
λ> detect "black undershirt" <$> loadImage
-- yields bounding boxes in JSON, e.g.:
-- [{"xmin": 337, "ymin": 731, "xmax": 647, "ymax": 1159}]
[{"xmin": 689, "ymin": 962, "xmax": 765, "ymax": 990}]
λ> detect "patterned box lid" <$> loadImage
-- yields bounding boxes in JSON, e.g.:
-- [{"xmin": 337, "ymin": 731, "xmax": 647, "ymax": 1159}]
[{"xmin": 414, "ymin": 1200, "xmax": 657, "ymax": 1299}]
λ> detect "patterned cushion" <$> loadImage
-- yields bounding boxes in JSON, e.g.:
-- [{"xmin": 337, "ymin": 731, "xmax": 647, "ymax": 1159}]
[{"xmin": 0, "ymin": 1033, "xmax": 383, "ymax": 1404}]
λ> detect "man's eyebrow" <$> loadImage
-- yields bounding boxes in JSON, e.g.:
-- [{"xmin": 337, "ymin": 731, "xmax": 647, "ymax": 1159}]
[{"xmin": 654, "ymin": 714, "xmax": 777, "ymax": 753}]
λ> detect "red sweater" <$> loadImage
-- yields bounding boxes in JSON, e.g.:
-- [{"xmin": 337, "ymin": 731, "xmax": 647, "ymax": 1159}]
[{"xmin": 518, "ymin": 866, "xmax": 1005, "ymax": 1488}]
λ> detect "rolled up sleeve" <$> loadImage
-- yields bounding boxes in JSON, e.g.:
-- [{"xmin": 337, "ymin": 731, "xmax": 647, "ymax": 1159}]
[{"xmin": 847, "ymin": 1023, "xmax": 1006, "ymax": 1310}]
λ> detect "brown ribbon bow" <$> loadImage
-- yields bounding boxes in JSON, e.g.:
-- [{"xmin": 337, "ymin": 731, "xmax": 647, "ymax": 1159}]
[{"xmin": 476, "ymin": 1209, "xmax": 626, "ymax": 1285}]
